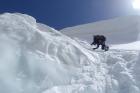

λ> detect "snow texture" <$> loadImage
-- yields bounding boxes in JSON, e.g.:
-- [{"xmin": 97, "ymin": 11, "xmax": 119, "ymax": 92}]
[{"xmin": 0, "ymin": 13, "xmax": 139, "ymax": 93}]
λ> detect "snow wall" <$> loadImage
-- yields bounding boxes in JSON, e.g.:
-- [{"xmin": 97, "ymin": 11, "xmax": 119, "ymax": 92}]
[{"xmin": 0, "ymin": 13, "xmax": 140, "ymax": 93}]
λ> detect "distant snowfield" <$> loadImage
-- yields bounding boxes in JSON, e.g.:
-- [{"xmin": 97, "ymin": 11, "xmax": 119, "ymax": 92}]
[
  {"xmin": 0, "ymin": 13, "xmax": 140, "ymax": 93},
  {"xmin": 61, "ymin": 16, "xmax": 140, "ymax": 44},
  {"xmin": 61, "ymin": 16, "xmax": 140, "ymax": 51},
  {"xmin": 111, "ymin": 41, "xmax": 140, "ymax": 50}
]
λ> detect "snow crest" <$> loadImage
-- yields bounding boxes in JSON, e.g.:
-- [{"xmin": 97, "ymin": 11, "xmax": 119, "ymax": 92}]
[
  {"xmin": 0, "ymin": 13, "xmax": 140, "ymax": 93},
  {"xmin": 0, "ymin": 13, "xmax": 99, "ymax": 93}
]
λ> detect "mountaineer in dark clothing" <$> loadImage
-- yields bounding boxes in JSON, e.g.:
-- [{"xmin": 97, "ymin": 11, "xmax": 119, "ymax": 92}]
[{"xmin": 91, "ymin": 35, "xmax": 109, "ymax": 51}]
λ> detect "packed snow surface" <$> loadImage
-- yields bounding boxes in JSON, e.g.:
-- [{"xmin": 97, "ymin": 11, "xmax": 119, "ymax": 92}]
[{"xmin": 0, "ymin": 13, "xmax": 140, "ymax": 93}]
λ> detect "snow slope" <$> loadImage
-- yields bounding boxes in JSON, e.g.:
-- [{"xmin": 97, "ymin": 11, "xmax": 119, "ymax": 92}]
[
  {"xmin": 61, "ymin": 16, "xmax": 140, "ymax": 44},
  {"xmin": 0, "ymin": 13, "xmax": 104, "ymax": 93},
  {"xmin": 0, "ymin": 13, "xmax": 140, "ymax": 93}
]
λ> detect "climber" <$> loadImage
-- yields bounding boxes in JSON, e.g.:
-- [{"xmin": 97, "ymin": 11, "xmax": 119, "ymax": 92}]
[{"xmin": 91, "ymin": 35, "xmax": 109, "ymax": 51}]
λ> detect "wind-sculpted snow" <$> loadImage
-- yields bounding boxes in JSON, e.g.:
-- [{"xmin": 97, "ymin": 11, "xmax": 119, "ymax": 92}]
[
  {"xmin": 0, "ymin": 13, "xmax": 140, "ymax": 93},
  {"xmin": 0, "ymin": 13, "xmax": 101, "ymax": 93},
  {"xmin": 43, "ymin": 50, "xmax": 140, "ymax": 93}
]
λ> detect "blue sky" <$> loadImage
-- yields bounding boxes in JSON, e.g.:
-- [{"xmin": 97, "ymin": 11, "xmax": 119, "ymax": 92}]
[{"xmin": 0, "ymin": 0, "xmax": 137, "ymax": 30}]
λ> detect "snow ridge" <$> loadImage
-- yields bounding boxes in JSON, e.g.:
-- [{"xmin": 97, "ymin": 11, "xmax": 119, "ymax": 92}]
[
  {"xmin": 0, "ymin": 13, "xmax": 139, "ymax": 93},
  {"xmin": 0, "ymin": 13, "xmax": 101, "ymax": 93}
]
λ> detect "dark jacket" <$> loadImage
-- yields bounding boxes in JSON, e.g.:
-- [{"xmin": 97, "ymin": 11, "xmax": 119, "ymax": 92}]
[{"xmin": 92, "ymin": 35, "xmax": 106, "ymax": 45}]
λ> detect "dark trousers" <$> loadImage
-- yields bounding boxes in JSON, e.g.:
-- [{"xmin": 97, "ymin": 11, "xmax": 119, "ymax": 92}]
[{"xmin": 93, "ymin": 42, "xmax": 105, "ymax": 50}]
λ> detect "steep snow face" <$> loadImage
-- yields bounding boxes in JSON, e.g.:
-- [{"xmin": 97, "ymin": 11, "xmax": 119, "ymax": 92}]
[
  {"xmin": 0, "ymin": 13, "xmax": 140, "ymax": 93},
  {"xmin": 61, "ymin": 16, "xmax": 140, "ymax": 44},
  {"xmin": 0, "ymin": 13, "xmax": 103, "ymax": 93}
]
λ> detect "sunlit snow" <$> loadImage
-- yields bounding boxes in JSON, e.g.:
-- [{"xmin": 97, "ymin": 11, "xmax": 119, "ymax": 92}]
[{"xmin": 0, "ymin": 13, "xmax": 139, "ymax": 93}]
